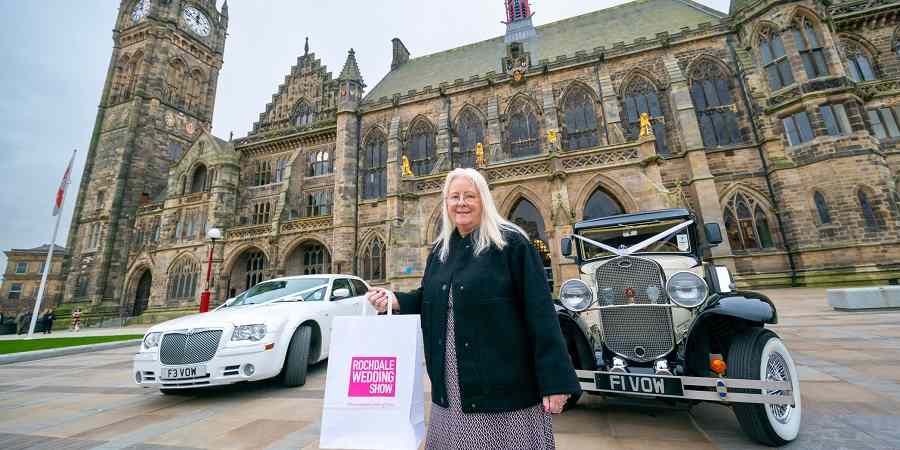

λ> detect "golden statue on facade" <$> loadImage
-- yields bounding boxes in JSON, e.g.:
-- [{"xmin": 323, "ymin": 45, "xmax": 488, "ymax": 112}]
[
  {"xmin": 639, "ymin": 112, "xmax": 654, "ymax": 138},
  {"xmin": 401, "ymin": 155, "xmax": 414, "ymax": 177},
  {"xmin": 475, "ymin": 143, "xmax": 486, "ymax": 167}
]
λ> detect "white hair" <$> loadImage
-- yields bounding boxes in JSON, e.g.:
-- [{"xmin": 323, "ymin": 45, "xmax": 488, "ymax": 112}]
[{"xmin": 434, "ymin": 168, "xmax": 527, "ymax": 262}]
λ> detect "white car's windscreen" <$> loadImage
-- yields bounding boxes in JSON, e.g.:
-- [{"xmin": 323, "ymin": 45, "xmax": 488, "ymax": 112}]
[
  {"xmin": 579, "ymin": 219, "xmax": 692, "ymax": 261},
  {"xmin": 233, "ymin": 278, "xmax": 329, "ymax": 306}
]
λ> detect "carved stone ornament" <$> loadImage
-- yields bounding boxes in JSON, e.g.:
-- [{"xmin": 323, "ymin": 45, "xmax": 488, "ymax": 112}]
[
  {"xmin": 401, "ymin": 155, "xmax": 414, "ymax": 177},
  {"xmin": 639, "ymin": 112, "xmax": 654, "ymax": 137},
  {"xmin": 506, "ymin": 55, "xmax": 529, "ymax": 85}
]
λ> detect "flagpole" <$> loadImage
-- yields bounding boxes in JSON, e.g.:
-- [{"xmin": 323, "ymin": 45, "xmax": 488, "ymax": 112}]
[
  {"xmin": 26, "ymin": 209, "xmax": 63, "ymax": 339},
  {"xmin": 27, "ymin": 149, "xmax": 76, "ymax": 339}
]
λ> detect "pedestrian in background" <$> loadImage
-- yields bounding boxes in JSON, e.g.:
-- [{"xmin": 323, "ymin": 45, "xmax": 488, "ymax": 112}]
[
  {"xmin": 43, "ymin": 309, "xmax": 55, "ymax": 334},
  {"xmin": 367, "ymin": 168, "xmax": 580, "ymax": 450},
  {"xmin": 16, "ymin": 311, "xmax": 26, "ymax": 335},
  {"xmin": 71, "ymin": 308, "xmax": 81, "ymax": 332}
]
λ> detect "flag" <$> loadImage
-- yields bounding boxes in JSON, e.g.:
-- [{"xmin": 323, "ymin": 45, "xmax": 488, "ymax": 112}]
[{"xmin": 53, "ymin": 150, "xmax": 76, "ymax": 216}]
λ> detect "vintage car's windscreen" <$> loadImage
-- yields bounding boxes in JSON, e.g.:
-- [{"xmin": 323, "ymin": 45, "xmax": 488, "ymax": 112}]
[
  {"xmin": 233, "ymin": 278, "xmax": 328, "ymax": 305},
  {"xmin": 579, "ymin": 219, "xmax": 692, "ymax": 260}
]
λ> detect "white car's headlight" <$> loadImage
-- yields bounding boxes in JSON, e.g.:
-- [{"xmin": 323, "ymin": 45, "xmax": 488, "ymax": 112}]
[
  {"xmin": 232, "ymin": 324, "xmax": 267, "ymax": 341},
  {"xmin": 666, "ymin": 271, "xmax": 709, "ymax": 308},
  {"xmin": 142, "ymin": 332, "xmax": 161, "ymax": 350},
  {"xmin": 559, "ymin": 279, "xmax": 594, "ymax": 312}
]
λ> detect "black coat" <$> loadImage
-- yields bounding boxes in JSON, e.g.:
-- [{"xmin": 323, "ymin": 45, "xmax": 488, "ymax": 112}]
[{"xmin": 396, "ymin": 227, "xmax": 580, "ymax": 413}]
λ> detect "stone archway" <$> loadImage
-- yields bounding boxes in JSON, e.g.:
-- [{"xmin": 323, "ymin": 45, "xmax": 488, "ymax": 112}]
[
  {"xmin": 132, "ymin": 269, "xmax": 152, "ymax": 317},
  {"xmin": 584, "ymin": 186, "xmax": 625, "ymax": 220},
  {"xmin": 508, "ymin": 198, "xmax": 554, "ymax": 290},
  {"xmin": 284, "ymin": 240, "xmax": 332, "ymax": 276}
]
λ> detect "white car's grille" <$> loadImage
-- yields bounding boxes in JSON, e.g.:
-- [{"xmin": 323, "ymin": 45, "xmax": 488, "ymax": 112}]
[
  {"xmin": 159, "ymin": 330, "xmax": 222, "ymax": 365},
  {"xmin": 594, "ymin": 256, "xmax": 675, "ymax": 363}
]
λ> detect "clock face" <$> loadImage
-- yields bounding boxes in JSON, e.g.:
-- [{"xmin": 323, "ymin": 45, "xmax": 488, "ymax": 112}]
[
  {"xmin": 131, "ymin": 0, "xmax": 150, "ymax": 23},
  {"xmin": 182, "ymin": 6, "xmax": 211, "ymax": 36}
]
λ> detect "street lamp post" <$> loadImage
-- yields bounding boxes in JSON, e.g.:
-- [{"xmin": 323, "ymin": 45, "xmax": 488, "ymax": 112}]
[{"xmin": 200, "ymin": 227, "xmax": 222, "ymax": 313}]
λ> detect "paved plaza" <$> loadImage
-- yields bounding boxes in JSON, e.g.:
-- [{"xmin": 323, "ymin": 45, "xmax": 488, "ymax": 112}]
[{"xmin": 0, "ymin": 288, "xmax": 899, "ymax": 449}]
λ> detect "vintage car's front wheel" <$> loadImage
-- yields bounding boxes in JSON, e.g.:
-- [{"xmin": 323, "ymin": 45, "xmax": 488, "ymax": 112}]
[
  {"xmin": 729, "ymin": 328, "xmax": 801, "ymax": 446},
  {"xmin": 282, "ymin": 324, "xmax": 312, "ymax": 387}
]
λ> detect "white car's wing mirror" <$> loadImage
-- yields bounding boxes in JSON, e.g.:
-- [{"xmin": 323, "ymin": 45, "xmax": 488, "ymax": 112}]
[{"xmin": 332, "ymin": 288, "xmax": 351, "ymax": 299}]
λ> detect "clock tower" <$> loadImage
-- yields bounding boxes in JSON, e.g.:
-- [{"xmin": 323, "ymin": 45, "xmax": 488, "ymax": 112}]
[{"xmin": 63, "ymin": 0, "xmax": 228, "ymax": 306}]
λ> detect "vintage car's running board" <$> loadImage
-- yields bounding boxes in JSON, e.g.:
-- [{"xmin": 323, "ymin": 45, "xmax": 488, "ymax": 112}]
[{"xmin": 576, "ymin": 369, "xmax": 795, "ymax": 406}]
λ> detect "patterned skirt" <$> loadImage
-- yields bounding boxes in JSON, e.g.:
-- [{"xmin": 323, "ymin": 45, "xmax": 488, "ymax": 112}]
[{"xmin": 425, "ymin": 292, "xmax": 555, "ymax": 450}]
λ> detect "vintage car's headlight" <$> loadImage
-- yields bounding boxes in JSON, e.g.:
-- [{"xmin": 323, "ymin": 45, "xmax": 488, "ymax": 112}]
[
  {"xmin": 142, "ymin": 332, "xmax": 161, "ymax": 350},
  {"xmin": 559, "ymin": 279, "xmax": 594, "ymax": 312},
  {"xmin": 666, "ymin": 271, "xmax": 709, "ymax": 308},
  {"xmin": 231, "ymin": 324, "xmax": 267, "ymax": 341}
]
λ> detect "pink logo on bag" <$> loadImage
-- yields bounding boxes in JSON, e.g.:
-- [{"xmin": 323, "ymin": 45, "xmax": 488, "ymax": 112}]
[{"xmin": 348, "ymin": 356, "xmax": 397, "ymax": 397}]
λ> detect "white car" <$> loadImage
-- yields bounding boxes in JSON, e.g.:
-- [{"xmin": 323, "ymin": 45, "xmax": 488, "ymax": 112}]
[{"xmin": 133, "ymin": 274, "xmax": 371, "ymax": 393}]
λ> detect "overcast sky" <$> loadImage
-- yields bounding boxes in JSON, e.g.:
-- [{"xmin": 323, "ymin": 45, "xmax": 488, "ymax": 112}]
[{"xmin": 0, "ymin": 0, "xmax": 730, "ymax": 277}]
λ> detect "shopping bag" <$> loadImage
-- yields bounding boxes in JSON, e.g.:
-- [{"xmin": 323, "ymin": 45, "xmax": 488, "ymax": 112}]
[{"xmin": 319, "ymin": 300, "xmax": 426, "ymax": 450}]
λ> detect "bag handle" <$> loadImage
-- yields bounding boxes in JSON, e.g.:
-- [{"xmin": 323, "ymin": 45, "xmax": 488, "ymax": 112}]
[{"xmin": 360, "ymin": 289, "xmax": 394, "ymax": 316}]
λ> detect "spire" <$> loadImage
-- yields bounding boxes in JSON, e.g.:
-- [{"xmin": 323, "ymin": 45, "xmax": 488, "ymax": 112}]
[
  {"xmin": 304, "ymin": 37, "xmax": 309, "ymax": 56},
  {"xmin": 338, "ymin": 48, "xmax": 364, "ymax": 86},
  {"xmin": 505, "ymin": 0, "xmax": 532, "ymax": 23}
]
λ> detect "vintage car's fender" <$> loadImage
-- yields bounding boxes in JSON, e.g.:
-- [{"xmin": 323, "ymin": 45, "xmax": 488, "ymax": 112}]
[
  {"xmin": 554, "ymin": 303, "xmax": 596, "ymax": 370},
  {"xmin": 681, "ymin": 292, "xmax": 778, "ymax": 374}
]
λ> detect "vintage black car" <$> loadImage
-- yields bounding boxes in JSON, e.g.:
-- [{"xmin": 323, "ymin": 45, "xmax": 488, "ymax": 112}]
[{"xmin": 556, "ymin": 208, "xmax": 801, "ymax": 446}]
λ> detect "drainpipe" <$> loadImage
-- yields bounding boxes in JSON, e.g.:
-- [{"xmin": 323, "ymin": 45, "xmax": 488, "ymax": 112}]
[
  {"xmin": 727, "ymin": 36, "xmax": 798, "ymax": 287},
  {"xmin": 353, "ymin": 111, "xmax": 362, "ymax": 275}
]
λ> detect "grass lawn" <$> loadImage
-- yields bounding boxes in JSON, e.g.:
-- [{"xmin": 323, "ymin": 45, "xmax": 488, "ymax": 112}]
[{"xmin": 0, "ymin": 335, "xmax": 143, "ymax": 355}]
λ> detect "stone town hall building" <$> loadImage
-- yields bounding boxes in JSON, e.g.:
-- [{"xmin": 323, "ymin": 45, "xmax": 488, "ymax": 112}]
[{"xmin": 59, "ymin": 0, "xmax": 900, "ymax": 316}]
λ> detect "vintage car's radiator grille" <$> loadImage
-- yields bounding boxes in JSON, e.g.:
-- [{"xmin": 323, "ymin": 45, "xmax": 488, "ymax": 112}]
[
  {"xmin": 159, "ymin": 330, "xmax": 222, "ymax": 365},
  {"xmin": 595, "ymin": 256, "xmax": 674, "ymax": 363}
]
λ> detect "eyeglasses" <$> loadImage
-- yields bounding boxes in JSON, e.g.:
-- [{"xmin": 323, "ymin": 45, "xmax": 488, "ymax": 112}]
[{"xmin": 446, "ymin": 193, "xmax": 479, "ymax": 206}]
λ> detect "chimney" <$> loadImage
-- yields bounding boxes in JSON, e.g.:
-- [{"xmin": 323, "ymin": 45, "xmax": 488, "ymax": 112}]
[{"xmin": 391, "ymin": 38, "xmax": 410, "ymax": 71}]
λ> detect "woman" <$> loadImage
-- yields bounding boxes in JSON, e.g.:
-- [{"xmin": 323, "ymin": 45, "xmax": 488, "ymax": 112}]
[{"xmin": 367, "ymin": 168, "xmax": 580, "ymax": 450}]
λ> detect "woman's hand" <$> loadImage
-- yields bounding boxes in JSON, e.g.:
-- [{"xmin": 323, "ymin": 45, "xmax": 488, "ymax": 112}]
[
  {"xmin": 366, "ymin": 287, "xmax": 399, "ymax": 313},
  {"xmin": 542, "ymin": 394, "xmax": 570, "ymax": 414}
]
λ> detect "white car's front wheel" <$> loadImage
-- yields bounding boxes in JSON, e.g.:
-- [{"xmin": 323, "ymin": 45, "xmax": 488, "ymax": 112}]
[
  {"xmin": 729, "ymin": 328, "xmax": 802, "ymax": 446},
  {"xmin": 282, "ymin": 324, "xmax": 312, "ymax": 387}
]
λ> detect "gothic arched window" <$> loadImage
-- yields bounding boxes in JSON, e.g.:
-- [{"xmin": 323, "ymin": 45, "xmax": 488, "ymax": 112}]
[
  {"xmin": 362, "ymin": 238, "xmax": 386, "ymax": 281},
  {"xmin": 858, "ymin": 189, "xmax": 880, "ymax": 230},
  {"xmin": 842, "ymin": 40, "xmax": 877, "ymax": 82},
  {"xmin": 111, "ymin": 54, "xmax": 130, "ymax": 103},
  {"xmin": 165, "ymin": 58, "xmax": 186, "ymax": 105},
  {"xmin": 405, "ymin": 120, "xmax": 435, "ymax": 176},
  {"xmin": 302, "ymin": 243, "xmax": 330, "ymax": 275},
  {"xmin": 759, "ymin": 28, "xmax": 794, "ymax": 91},
  {"xmin": 792, "ymin": 16, "xmax": 829, "ymax": 79},
  {"xmin": 186, "ymin": 69, "xmax": 204, "ymax": 110},
  {"xmin": 621, "ymin": 76, "xmax": 670, "ymax": 155},
  {"xmin": 294, "ymin": 101, "xmax": 315, "ymax": 127},
  {"xmin": 507, "ymin": 99, "xmax": 541, "ymax": 158},
  {"xmin": 690, "ymin": 61, "xmax": 743, "ymax": 147},
  {"xmin": 455, "ymin": 109, "xmax": 484, "ymax": 169},
  {"xmin": 363, "ymin": 133, "xmax": 387, "ymax": 200},
  {"xmin": 584, "ymin": 187, "xmax": 625, "ymax": 220},
  {"xmin": 723, "ymin": 192, "xmax": 775, "ymax": 251},
  {"xmin": 190, "ymin": 164, "xmax": 207, "ymax": 193},
  {"xmin": 509, "ymin": 199, "xmax": 552, "ymax": 289},
  {"xmin": 167, "ymin": 256, "xmax": 199, "ymax": 300},
  {"xmin": 562, "ymin": 86, "xmax": 600, "ymax": 150},
  {"xmin": 245, "ymin": 250, "xmax": 267, "ymax": 289},
  {"xmin": 813, "ymin": 191, "xmax": 832, "ymax": 224},
  {"xmin": 307, "ymin": 148, "xmax": 333, "ymax": 176}
]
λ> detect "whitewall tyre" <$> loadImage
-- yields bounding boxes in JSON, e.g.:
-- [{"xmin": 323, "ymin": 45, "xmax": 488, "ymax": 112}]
[{"xmin": 729, "ymin": 328, "xmax": 802, "ymax": 446}]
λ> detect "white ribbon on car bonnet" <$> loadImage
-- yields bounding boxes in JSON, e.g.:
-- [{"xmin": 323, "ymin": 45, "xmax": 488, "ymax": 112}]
[{"xmin": 572, "ymin": 220, "xmax": 694, "ymax": 257}]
